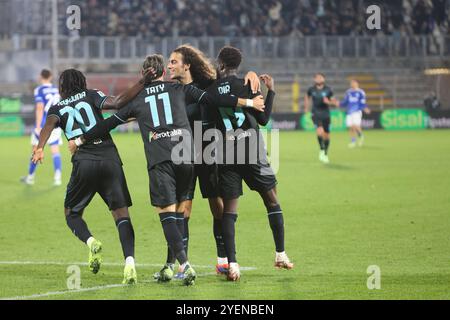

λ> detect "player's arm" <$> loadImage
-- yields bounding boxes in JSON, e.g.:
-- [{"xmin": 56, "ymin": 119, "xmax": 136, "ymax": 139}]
[
  {"xmin": 249, "ymin": 74, "xmax": 275, "ymax": 126},
  {"xmin": 244, "ymin": 71, "xmax": 261, "ymax": 94},
  {"xmin": 101, "ymin": 68, "xmax": 156, "ymax": 110},
  {"xmin": 35, "ymin": 102, "xmax": 44, "ymax": 135},
  {"xmin": 339, "ymin": 92, "xmax": 349, "ymax": 108},
  {"xmin": 32, "ymin": 115, "xmax": 59, "ymax": 164},
  {"xmin": 360, "ymin": 91, "xmax": 370, "ymax": 114},
  {"xmin": 304, "ymin": 89, "xmax": 311, "ymax": 113},
  {"xmin": 68, "ymin": 104, "xmax": 135, "ymax": 154},
  {"xmin": 185, "ymin": 85, "xmax": 265, "ymax": 111},
  {"xmin": 73, "ymin": 113, "xmax": 126, "ymax": 146},
  {"xmin": 324, "ymin": 89, "xmax": 338, "ymax": 107},
  {"xmin": 33, "ymin": 87, "xmax": 45, "ymax": 136}
]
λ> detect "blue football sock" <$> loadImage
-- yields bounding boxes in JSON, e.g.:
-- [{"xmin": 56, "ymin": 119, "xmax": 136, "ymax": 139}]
[
  {"xmin": 28, "ymin": 161, "xmax": 37, "ymax": 176},
  {"xmin": 52, "ymin": 153, "xmax": 62, "ymax": 173}
]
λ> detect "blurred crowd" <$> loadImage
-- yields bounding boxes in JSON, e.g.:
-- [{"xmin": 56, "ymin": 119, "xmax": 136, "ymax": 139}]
[
  {"xmin": 1, "ymin": 0, "xmax": 450, "ymax": 38},
  {"xmin": 68, "ymin": 0, "xmax": 450, "ymax": 37}
]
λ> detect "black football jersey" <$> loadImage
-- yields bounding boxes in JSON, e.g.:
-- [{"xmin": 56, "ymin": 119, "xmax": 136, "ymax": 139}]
[
  {"xmin": 47, "ymin": 89, "xmax": 121, "ymax": 162},
  {"xmin": 207, "ymin": 75, "xmax": 273, "ymax": 164},
  {"xmin": 112, "ymin": 81, "xmax": 210, "ymax": 169},
  {"xmin": 307, "ymin": 85, "xmax": 334, "ymax": 116},
  {"xmin": 185, "ymin": 81, "xmax": 218, "ymax": 132},
  {"xmin": 208, "ymin": 75, "xmax": 261, "ymax": 134},
  {"xmin": 82, "ymin": 81, "xmax": 239, "ymax": 168}
]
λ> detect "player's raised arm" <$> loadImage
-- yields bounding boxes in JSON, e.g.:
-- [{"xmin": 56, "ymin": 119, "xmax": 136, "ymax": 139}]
[
  {"xmin": 244, "ymin": 71, "xmax": 261, "ymax": 94},
  {"xmin": 32, "ymin": 115, "xmax": 59, "ymax": 164},
  {"xmin": 250, "ymin": 74, "xmax": 275, "ymax": 126},
  {"xmin": 101, "ymin": 68, "xmax": 157, "ymax": 110}
]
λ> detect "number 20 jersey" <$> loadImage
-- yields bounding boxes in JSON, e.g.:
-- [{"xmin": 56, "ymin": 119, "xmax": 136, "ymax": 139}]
[{"xmin": 47, "ymin": 89, "xmax": 122, "ymax": 163}]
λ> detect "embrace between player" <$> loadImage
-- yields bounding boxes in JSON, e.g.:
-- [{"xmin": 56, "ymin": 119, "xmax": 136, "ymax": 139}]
[{"xmin": 32, "ymin": 45, "xmax": 293, "ymax": 285}]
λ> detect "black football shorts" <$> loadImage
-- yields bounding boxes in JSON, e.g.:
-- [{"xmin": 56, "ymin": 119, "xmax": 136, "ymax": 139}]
[
  {"xmin": 149, "ymin": 161, "xmax": 194, "ymax": 207},
  {"xmin": 218, "ymin": 161, "xmax": 277, "ymax": 200},
  {"xmin": 65, "ymin": 159, "xmax": 132, "ymax": 213},
  {"xmin": 187, "ymin": 163, "xmax": 220, "ymax": 200},
  {"xmin": 312, "ymin": 114, "xmax": 331, "ymax": 133}
]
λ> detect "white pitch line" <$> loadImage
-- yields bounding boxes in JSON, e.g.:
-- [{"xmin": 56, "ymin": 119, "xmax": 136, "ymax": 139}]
[
  {"xmin": 0, "ymin": 260, "xmax": 257, "ymax": 300},
  {"xmin": 0, "ymin": 260, "xmax": 256, "ymax": 271},
  {"xmin": 1, "ymin": 272, "xmax": 235, "ymax": 300},
  {"xmin": 1, "ymin": 283, "xmax": 127, "ymax": 300}
]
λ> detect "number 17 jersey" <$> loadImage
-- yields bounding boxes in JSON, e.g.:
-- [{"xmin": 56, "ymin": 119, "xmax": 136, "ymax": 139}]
[{"xmin": 47, "ymin": 89, "xmax": 122, "ymax": 163}]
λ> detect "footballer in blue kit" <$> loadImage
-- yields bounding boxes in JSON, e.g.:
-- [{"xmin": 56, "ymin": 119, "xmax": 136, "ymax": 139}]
[
  {"xmin": 339, "ymin": 79, "xmax": 370, "ymax": 148},
  {"xmin": 21, "ymin": 69, "xmax": 63, "ymax": 186}
]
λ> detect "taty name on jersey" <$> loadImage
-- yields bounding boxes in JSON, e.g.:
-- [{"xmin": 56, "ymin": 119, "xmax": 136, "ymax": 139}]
[{"xmin": 145, "ymin": 84, "xmax": 165, "ymax": 94}]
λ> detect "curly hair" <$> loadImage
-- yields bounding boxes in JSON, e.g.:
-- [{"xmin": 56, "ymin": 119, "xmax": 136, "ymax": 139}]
[
  {"xmin": 217, "ymin": 46, "xmax": 242, "ymax": 70},
  {"xmin": 173, "ymin": 44, "xmax": 216, "ymax": 89},
  {"xmin": 58, "ymin": 69, "xmax": 87, "ymax": 99}
]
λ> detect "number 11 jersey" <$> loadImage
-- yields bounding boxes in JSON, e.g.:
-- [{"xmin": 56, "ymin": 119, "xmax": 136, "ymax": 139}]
[{"xmin": 112, "ymin": 81, "xmax": 206, "ymax": 169}]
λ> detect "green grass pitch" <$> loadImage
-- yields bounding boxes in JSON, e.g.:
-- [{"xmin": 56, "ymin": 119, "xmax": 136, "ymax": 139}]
[{"xmin": 0, "ymin": 130, "xmax": 449, "ymax": 300}]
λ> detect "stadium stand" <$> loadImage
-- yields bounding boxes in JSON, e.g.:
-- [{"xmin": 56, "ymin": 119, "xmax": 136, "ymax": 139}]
[
  {"xmin": 0, "ymin": 0, "xmax": 449, "ymax": 122},
  {"xmin": 1, "ymin": 0, "xmax": 449, "ymax": 38}
]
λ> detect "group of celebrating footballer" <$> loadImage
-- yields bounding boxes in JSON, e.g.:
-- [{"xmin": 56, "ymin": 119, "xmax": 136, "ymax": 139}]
[{"xmin": 31, "ymin": 45, "xmax": 294, "ymax": 286}]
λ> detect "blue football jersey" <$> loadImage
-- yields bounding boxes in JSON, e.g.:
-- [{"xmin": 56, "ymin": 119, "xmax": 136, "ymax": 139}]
[
  {"xmin": 340, "ymin": 89, "xmax": 366, "ymax": 114},
  {"xmin": 34, "ymin": 84, "xmax": 60, "ymax": 128}
]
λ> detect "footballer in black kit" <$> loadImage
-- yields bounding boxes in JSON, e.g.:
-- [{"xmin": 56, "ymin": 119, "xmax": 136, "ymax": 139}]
[
  {"xmin": 51, "ymin": 89, "xmax": 132, "ymax": 212},
  {"xmin": 74, "ymin": 54, "xmax": 265, "ymax": 285},
  {"xmin": 304, "ymin": 73, "xmax": 337, "ymax": 163},
  {"xmin": 206, "ymin": 46, "xmax": 294, "ymax": 281},
  {"xmin": 185, "ymin": 85, "xmax": 219, "ymax": 200},
  {"xmin": 164, "ymin": 45, "xmax": 263, "ymax": 277},
  {"xmin": 32, "ymin": 68, "xmax": 149, "ymax": 285}
]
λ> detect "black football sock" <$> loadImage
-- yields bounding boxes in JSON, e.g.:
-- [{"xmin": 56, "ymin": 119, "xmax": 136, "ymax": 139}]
[
  {"xmin": 66, "ymin": 212, "xmax": 92, "ymax": 243},
  {"xmin": 267, "ymin": 204, "xmax": 285, "ymax": 253},
  {"xmin": 166, "ymin": 245, "xmax": 176, "ymax": 265},
  {"xmin": 159, "ymin": 212, "xmax": 187, "ymax": 265},
  {"xmin": 317, "ymin": 136, "xmax": 324, "ymax": 150},
  {"xmin": 213, "ymin": 218, "xmax": 227, "ymax": 258},
  {"xmin": 222, "ymin": 212, "xmax": 238, "ymax": 263},
  {"xmin": 115, "ymin": 217, "xmax": 135, "ymax": 259},
  {"xmin": 165, "ymin": 213, "xmax": 185, "ymax": 264},
  {"xmin": 183, "ymin": 216, "xmax": 190, "ymax": 257},
  {"xmin": 165, "ymin": 213, "xmax": 186, "ymax": 265},
  {"xmin": 324, "ymin": 139, "xmax": 330, "ymax": 155}
]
